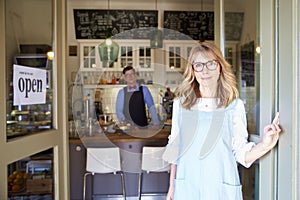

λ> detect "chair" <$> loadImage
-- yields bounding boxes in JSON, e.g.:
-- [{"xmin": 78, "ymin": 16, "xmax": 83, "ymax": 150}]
[
  {"xmin": 138, "ymin": 146, "xmax": 170, "ymax": 199},
  {"xmin": 83, "ymin": 147, "xmax": 126, "ymax": 200}
]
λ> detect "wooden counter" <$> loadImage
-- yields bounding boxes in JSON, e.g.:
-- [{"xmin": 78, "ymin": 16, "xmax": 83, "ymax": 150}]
[{"xmin": 69, "ymin": 126, "xmax": 171, "ymax": 144}]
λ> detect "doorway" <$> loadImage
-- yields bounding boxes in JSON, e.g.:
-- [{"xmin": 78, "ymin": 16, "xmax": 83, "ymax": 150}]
[{"xmin": 222, "ymin": 0, "xmax": 278, "ymax": 199}]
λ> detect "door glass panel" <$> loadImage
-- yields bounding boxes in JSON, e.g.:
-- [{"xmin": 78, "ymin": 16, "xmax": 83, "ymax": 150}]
[
  {"xmin": 7, "ymin": 148, "xmax": 54, "ymax": 199},
  {"xmin": 5, "ymin": 0, "xmax": 54, "ymax": 140},
  {"xmin": 225, "ymin": 0, "xmax": 260, "ymax": 199}
]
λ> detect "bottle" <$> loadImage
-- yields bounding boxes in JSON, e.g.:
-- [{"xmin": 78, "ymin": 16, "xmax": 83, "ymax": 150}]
[
  {"xmin": 84, "ymin": 94, "xmax": 90, "ymax": 128},
  {"xmin": 107, "ymin": 72, "xmax": 112, "ymax": 84},
  {"xmin": 111, "ymin": 73, "xmax": 117, "ymax": 84},
  {"xmin": 88, "ymin": 118, "xmax": 93, "ymax": 137}
]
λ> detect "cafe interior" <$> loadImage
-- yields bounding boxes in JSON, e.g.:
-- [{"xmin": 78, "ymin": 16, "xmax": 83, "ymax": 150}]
[{"xmin": 1, "ymin": 0, "xmax": 299, "ymax": 200}]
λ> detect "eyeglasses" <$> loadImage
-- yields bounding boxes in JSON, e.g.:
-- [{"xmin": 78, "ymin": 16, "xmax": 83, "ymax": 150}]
[
  {"xmin": 124, "ymin": 72, "xmax": 136, "ymax": 78},
  {"xmin": 192, "ymin": 60, "xmax": 218, "ymax": 72}
]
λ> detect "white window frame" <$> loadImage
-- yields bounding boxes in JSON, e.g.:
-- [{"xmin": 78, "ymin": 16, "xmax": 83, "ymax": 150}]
[
  {"xmin": 164, "ymin": 40, "xmax": 198, "ymax": 72},
  {"xmin": 79, "ymin": 40, "xmax": 154, "ymax": 72}
]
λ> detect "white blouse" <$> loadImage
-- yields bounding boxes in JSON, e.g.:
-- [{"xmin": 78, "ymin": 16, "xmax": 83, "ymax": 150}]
[{"xmin": 166, "ymin": 97, "xmax": 255, "ymax": 168}]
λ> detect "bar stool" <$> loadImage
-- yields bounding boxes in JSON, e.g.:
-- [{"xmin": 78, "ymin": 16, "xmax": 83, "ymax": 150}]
[
  {"xmin": 83, "ymin": 147, "xmax": 126, "ymax": 200},
  {"xmin": 138, "ymin": 146, "xmax": 170, "ymax": 199}
]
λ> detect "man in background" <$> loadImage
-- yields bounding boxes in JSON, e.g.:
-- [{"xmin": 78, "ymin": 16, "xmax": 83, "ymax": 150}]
[{"xmin": 116, "ymin": 66, "xmax": 160, "ymax": 127}]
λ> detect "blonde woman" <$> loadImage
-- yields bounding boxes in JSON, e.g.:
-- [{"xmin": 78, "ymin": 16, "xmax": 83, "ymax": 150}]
[{"xmin": 163, "ymin": 41, "xmax": 282, "ymax": 200}]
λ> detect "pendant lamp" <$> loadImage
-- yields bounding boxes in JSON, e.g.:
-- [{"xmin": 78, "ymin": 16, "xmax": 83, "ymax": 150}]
[
  {"xmin": 98, "ymin": 35, "xmax": 119, "ymax": 63},
  {"xmin": 98, "ymin": 0, "xmax": 119, "ymax": 63},
  {"xmin": 150, "ymin": 0, "xmax": 163, "ymax": 49},
  {"xmin": 150, "ymin": 27, "xmax": 163, "ymax": 49}
]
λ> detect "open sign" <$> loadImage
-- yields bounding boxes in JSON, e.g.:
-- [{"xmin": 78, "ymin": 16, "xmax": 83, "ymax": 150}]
[
  {"xmin": 18, "ymin": 77, "xmax": 43, "ymax": 98},
  {"xmin": 13, "ymin": 64, "xmax": 47, "ymax": 105}
]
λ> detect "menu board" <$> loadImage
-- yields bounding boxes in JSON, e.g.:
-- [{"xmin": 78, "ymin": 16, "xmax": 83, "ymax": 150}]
[
  {"xmin": 163, "ymin": 11, "xmax": 214, "ymax": 40},
  {"xmin": 73, "ymin": 9, "xmax": 158, "ymax": 39}
]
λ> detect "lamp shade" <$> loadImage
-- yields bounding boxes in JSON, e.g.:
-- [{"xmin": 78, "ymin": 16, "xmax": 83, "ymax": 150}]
[
  {"xmin": 98, "ymin": 38, "xmax": 119, "ymax": 62},
  {"xmin": 150, "ymin": 29, "xmax": 163, "ymax": 49}
]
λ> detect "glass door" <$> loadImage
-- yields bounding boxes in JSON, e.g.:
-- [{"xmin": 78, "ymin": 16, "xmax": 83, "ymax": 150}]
[
  {"xmin": 0, "ymin": 0, "xmax": 68, "ymax": 199},
  {"xmin": 222, "ymin": 0, "xmax": 278, "ymax": 199}
]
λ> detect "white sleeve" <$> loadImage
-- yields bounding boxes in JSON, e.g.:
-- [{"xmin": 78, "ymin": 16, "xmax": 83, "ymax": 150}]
[
  {"xmin": 231, "ymin": 99, "xmax": 256, "ymax": 168},
  {"xmin": 162, "ymin": 98, "xmax": 181, "ymax": 164},
  {"xmin": 167, "ymin": 98, "xmax": 181, "ymax": 143}
]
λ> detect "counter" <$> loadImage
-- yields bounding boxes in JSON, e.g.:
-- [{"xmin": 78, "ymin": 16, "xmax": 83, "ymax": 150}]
[
  {"xmin": 69, "ymin": 126, "xmax": 171, "ymax": 199},
  {"xmin": 69, "ymin": 125, "xmax": 171, "ymax": 144}
]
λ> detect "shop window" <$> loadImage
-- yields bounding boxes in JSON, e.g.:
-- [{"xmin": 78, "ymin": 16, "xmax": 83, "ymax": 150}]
[
  {"xmin": 5, "ymin": 0, "xmax": 54, "ymax": 140},
  {"xmin": 7, "ymin": 149, "xmax": 54, "ymax": 199}
]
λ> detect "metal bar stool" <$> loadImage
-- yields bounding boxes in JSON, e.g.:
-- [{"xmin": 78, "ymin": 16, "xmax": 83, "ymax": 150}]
[
  {"xmin": 138, "ymin": 146, "xmax": 170, "ymax": 200},
  {"xmin": 83, "ymin": 147, "xmax": 126, "ymax": 200}
]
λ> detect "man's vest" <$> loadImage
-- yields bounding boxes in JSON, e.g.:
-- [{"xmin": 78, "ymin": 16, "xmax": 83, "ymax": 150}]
[{"xmin": 123, "ymin": 86, "xmax": 148, "ymax": 127}]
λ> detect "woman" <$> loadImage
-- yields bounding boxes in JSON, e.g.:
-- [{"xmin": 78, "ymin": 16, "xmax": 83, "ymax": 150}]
[{"xmin": 162, "ymin": 41, "xmax": 281, "ymax": 200}]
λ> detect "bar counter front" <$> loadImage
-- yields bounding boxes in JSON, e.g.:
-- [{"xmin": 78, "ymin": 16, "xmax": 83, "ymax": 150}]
[{"xmin": 69, "ymin": 125, "xmax": 171, "ymax": 200}]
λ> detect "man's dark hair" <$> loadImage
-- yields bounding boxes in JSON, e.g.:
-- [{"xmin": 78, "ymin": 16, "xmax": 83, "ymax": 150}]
[{"xmin": 122, "ymin": 66, "xmax": 135, "ymax": 74}]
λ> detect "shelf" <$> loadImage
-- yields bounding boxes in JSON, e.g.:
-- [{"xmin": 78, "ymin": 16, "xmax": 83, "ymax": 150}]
[
  {"xmin": 82, "ymin": 84, "xmax": 159, "ymax": 89},
  {"xmin": 83, "ymin": 84, "xmax": 126, "ymax": 89},
  {"xmin": 79, "ymin": 67, "xmax": 123, "ymax": 72},
  {"xmin": 79, "ymin": 67, "xmax": 154, "ymax": 73},
  {"xmin": 166, "ymin": 68, "xmax": 184, "ymax": 73}
]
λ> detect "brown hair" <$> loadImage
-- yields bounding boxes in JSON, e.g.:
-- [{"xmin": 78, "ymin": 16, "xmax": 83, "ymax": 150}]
[
  {"xmin": 176, "ymin": 41, "xmax": 239, "ymax": 109},
  {"xmin": 122, "ymin": 66, "xmax": 135, "ymax": 74}
]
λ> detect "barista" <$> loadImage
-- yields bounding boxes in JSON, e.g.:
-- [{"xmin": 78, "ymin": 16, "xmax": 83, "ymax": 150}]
[{"xmin": 115, "ymin": 66, "xmax": 160, "ymax": 127}]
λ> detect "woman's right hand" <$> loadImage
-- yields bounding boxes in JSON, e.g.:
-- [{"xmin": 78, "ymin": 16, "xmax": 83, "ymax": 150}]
[{"xmin": 166, "ymin": 185, "xmax": 174, "ymax": 200}]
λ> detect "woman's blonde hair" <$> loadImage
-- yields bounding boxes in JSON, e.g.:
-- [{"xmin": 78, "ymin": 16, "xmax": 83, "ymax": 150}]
[{"xmin": 176, "ymin": 41, "xmax": 239, "ymax": 109}]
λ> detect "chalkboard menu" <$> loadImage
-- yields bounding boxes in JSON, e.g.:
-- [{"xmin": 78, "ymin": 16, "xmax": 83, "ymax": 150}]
[
  {"xmin": 73, "ymin": 9, "xmax": 158, "ymax": 39},
  {"xmin": 163, "ymin": 11, "xmax": 214, "ymax": 40}
]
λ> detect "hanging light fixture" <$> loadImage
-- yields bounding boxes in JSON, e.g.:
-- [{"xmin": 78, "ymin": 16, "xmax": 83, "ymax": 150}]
[
  {"xmin": 150, "ymin": 0, "xmax": 163, "ymax": 49},
  {"xmin": 98, "ymin": 36, "xmax": 119, "ymax": 63},
  {"xmin": 98, "ymin": 0, "xmax": 119, "ymax": 63}
]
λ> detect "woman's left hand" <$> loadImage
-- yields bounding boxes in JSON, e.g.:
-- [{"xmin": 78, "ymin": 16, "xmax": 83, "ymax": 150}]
[{"xmin": 262, "ymin": 112, "xmax": 282, "ymax": 150}]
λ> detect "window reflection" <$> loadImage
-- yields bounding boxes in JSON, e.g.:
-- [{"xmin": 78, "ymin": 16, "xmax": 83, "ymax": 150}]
[
  {"xmin": 225, "ymin": 0, "xmax": 260, "ymax": 199},
  {"xmin": 7, "ymin": 149, "xmax": 54, "ymax": 199},
  {"xmin": 5, "ymin": 0, "xmax": 54, "ymax": 140}
]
